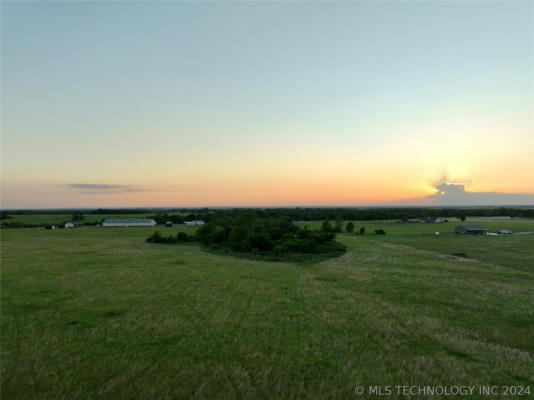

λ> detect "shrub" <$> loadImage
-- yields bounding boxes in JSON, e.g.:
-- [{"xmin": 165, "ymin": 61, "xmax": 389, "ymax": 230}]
[
  {"xmin": 146, "ymin": 231, "xmax": 163, "ymax": 243},
  {"xmin": 176, "ymin": 232, "xmax": 191, "ymax": 242},
  {"xmin": 374, "ymin": 229, "xmax": 386, "ymax": 235}
]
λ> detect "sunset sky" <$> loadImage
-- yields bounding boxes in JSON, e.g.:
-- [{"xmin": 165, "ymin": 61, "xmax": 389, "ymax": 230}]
[{"xmin": 1, "ymin": 1, "xmax": 533, "ymax": 208}]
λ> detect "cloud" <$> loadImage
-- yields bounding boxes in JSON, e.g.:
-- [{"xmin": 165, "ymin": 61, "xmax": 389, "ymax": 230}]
[
  {"xmin": 67, "ymin": 184, "xmax": 125, "ymax": 190},
  {"xmin": 426, "ymin": 182, "xmax": 534, "ymax": 206},
  {"xmin": 66, "ymin": 183, "xmax": 149, "ymax": 194},
  {"xmin": 64, "ymin": 183, "xmax": 187, "ymax": 195}
]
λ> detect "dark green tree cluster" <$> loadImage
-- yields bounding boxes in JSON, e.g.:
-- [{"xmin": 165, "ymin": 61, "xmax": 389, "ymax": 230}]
[
  {"xmin": 196, "ymin": 215, "xmax": 342, "ymax": 255},
  {"xmin": 4, "ymin": 206, "xmax": 534, "ymax": 219},
  {"xmin": 146, "ymin": 231, "xmax": 193, "ymax": 244},
  {"xmin": 146, "ymin": 215, "xmax": 346, "ymax": 258}
]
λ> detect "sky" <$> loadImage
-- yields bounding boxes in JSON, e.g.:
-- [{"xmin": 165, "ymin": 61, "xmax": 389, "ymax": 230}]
[{"xmin": 1, "ymin": 1, "xmax": 533, "ymax": 208}]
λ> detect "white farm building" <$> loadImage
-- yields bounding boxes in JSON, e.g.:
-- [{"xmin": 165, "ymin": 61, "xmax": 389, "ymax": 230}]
[
  {"xmin": 184, "ymin": 220, "xmax": 205, "ymax": 226},
  {"xmin": 102, "ymin": 218, "xmax": 157, "ymax": 227}
]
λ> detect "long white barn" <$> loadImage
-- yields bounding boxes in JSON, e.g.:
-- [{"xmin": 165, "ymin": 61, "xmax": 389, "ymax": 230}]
[{"xmin": 102, "ymin": 218, "xmax": 157, "ymax": 227}]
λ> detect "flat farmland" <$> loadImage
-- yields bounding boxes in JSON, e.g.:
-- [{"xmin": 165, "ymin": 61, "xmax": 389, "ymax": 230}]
[
  {"xmin": 1, "ymin": 214, "xmax": 155, "ymax": 227},
  {"xmin": 1, "ymin": 222, "xmax": 533, "ymax": 399}
]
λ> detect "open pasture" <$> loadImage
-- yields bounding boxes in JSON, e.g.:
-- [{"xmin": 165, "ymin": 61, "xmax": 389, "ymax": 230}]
[
  {"xmin": 1, "ymin": 213, "xmax": 155, "ymax": 227},
  {"xmin": 1, "ymin": 222, "xmax": 534, "ymax": 399}
]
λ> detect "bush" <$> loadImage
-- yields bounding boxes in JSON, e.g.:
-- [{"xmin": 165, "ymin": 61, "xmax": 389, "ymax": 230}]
[
  {"xmin": 374, "ymin": 229, "xmax": 386, "ymax": 235},
  {"xmin": 345, "ymin": 222, "xmax": 354, "ymax": 233},
  {"xmin": 176, "ymin": 232, "xmax": 191, "ymax": 242},
  {"xmin": 146, "ymin": 231, "xmax": 163, "ymax": 243},
  {"xmin": 359, "ymin": 227, "xmax": 365, "ymax": 235}
]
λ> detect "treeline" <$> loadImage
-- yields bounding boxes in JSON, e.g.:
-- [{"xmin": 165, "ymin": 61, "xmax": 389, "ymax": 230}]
[
  {"xmin": 3, "ymin": 207, "xmax": 533, "ymax": 220},
  {"xmin": 146, "ymin": 215, "xmax": 347, "ymax": 260},
  {"xmin": 197, "ymin": 207, "xmax": 534, "ymax": 222},
  {"xmin": 2, "ymin": 207, "xmax": 533, "ymax": 229}
]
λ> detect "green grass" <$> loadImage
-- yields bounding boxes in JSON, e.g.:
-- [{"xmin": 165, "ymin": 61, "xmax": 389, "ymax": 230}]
[{"xmin": 2, "ymin": 222, "xmax": 534, "ymax": 399}]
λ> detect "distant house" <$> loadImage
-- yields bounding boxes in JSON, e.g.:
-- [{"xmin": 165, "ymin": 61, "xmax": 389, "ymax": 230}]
[
  {"xmin": 420, "ymin": 217, "xmax": 442, "ymax": 223},
  {"xmin": 184, "ymin": 220, "xmax": 205, "ymax": 226},
  {"xmin": 455, "ymin": 225, "xmax": 488, "ymax": 235},
  {"xmin": 65, "ymin": 222, "xmax": 75, "ymax": 228},
  {"xmin": 165, "ymin": 221, "xmax": 173, "ymax": 227},
  {"xmin": 102, "ymin": 218, "xmax": 157, "ymax": 227},
  {"xmin": 65, "ymin": 221, "xmax": 83, "ymax": 228}
]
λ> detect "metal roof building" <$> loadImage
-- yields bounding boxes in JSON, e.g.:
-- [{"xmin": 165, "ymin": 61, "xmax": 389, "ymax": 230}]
[
  {"xmin": 455, "ymin": 225, "xmax": 488, "ymax": 235},
  {"xmin": 102, "ymin": 218, "xmax": 157, "ymax": 227}
]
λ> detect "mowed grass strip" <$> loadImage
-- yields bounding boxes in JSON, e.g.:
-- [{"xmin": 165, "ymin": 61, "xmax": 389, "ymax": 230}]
[{"xmin": 1, "ymin": 226, "xmax": 533, "ymax": 399}]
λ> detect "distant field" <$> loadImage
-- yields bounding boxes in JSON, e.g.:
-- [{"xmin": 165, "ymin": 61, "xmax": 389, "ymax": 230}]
[
  {"xmin": 1, "ymin": 213, "xmax": 154, "ymax": 227},
  {"xmin": 2, "ymin": 222, "xmax": 533, "ymax": 399}
]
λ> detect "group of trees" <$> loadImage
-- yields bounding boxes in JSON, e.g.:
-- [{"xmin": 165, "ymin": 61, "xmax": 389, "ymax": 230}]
[
  {"xmin": 320, "ymin": 220, "xmax": 380, "ymax": 235},
  {"xmin": 2, "ymin": 206, "xmax": 532, "ymax": 230},
  {"xmin": 195, "ymin": 207, "xmax": 534, "ymax": 222},
  {"xmin": 196, "ymin": 215, "xmax": 345, "ymax": 255},
  {"xmin": 146, "ymin": 215, "xmax": 347, "ymax": 258},
  {"xmin": 3, "ymin": 206, "xmax": 533, "ymax": 220},
  {"xmin": 146, "ymin": 231, "xmax": 193, "ymax": 244}
]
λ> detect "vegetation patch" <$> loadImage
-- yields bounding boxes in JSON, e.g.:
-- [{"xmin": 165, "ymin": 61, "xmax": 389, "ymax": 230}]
[{"xmin": 146, "ymin": 215, "xmax": 347, "ymax": 262}]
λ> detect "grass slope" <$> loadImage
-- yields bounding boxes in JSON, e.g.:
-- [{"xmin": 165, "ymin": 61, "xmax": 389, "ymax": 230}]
[{"xmin": 1, "ymin": 224, "xmax": 533, "ymax": 399}]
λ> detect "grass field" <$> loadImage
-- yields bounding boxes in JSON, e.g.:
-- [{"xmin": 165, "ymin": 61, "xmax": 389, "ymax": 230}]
[
  {"xmin": 1, "ymin": 213, "xmax": 155, "ymax": 227},
  {"xmin": 2, "ymin": 220, "xmax": 534, "ymax": 399}
]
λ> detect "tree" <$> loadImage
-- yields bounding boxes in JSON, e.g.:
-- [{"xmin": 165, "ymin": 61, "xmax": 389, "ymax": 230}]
[
  {"xmin": 359, "ymin": 227, "xmax": 365, "ymax": 235},
  {"xmin": 196, "ymin": 223, "xmax": 227, "ymax": 245},
  {"xmin": 460, "ymin": 214, "xmax": 466, "ymax": 222},
  {"xmin": 345, "ymin": 222, "xmax": 354, "ymax": 233},
  {"xmin": 321, "ymin": 220, "xmax": 333, "ymax": 232},
  {"xmin": 72, "ymin": 211, "xmax": 84, "ymax": 221},
  {"xmin": 334, "ymin": 217, "xmax": 343, "ymax": 233}
]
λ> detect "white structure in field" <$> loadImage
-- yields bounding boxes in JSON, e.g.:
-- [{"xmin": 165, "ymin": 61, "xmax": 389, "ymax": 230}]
[
  {"xmin": 184, "ymin": 220, "xmax": 205, "ymax": 226},
  {"xmin": 102, "ymin": 218, "xmax": 157, "ymax": 227}
]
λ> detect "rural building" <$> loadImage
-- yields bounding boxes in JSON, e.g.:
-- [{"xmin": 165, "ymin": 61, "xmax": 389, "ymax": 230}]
[
  {"xmin": 420, "ymin": 217, "xmax": 442, "ymax": 223},
  {"xmin": 65, "ymin": 221, "xmax": 82, "ymax": 228},
  {"xmin": 102, "ymin": 218, "xmax": 157, "ymax": 227},
  {"xmin": 184, "ymin": 220, "xmax": 205, "ymax": 226},
  {"xmin": 165, "ymin": 221, "xmax": 173, "ymax": 227},
  {"xmin": 65, "ymin": 222, "xmax": 75, "ymax": 228},
  {"xmin": 455, "ymin": 225, "xmax": 488, "ymax": 235}
]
